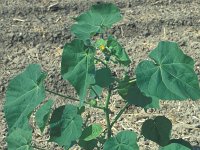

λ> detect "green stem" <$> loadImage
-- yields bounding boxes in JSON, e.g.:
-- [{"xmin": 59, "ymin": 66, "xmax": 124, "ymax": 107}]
[
  {"xmin": 46, "ymin": 89, "xmax": 104, "ymax": 110},
  {"xmin": 129, "ymin": 79, "xmax": 136, "ymax": 83},
  {"xmin": 91, "ymin": 86, "xmax": 100, "ymax": 99},
  {"xmin": 46, "ymin": 89, "xmax": 79, "ymax": 101},
  {"xmin": 110, "ymin": 102, "xmax": 129, "ymax": 128},
  {"xmin": 94, "ymin": 57, "xmax": 108, "ymax": 67},
  {"xmin": 105, "ymin": 87, "xmax": 112, "ymax": 138}
]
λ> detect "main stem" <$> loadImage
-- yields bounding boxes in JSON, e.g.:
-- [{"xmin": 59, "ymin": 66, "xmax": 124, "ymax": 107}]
[{"xmin": 105, "ymin": 87, "xmax": 112, "ymax": 139}]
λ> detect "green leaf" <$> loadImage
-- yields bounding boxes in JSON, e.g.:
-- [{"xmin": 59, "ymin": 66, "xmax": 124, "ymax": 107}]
[
  {"xmin": 35, "ymin": 99, "xmax": 54, "ymax": 132},
  {"xmin": 88, "ymin": 99, "xmax": 97, "ymax": 107},
  {"xmin": 4, "ymin": 64, "xmax": 46, "ymax": 132},
  {"xmin": 136, "ymin": 41, "xmax": 200, "ymax": 100},
  {"xmin": 118, "ymin": 75, "xmax": 159, "ymax": 109},
  {"xmin": 71, "ymin": 3, "xmax": 122, "ymax": 41},
  {"xmin": 78, "ymin": 139, "xmax": 98, "ymax": 150},
  {"xmin": 160, "ymin": 143, "xmax": 191, "ymax": 150},
  {"xmin": 61, "ymin": 39, "xmax": 95, "ymax": 105},
  {"xmin": 95, "ymin": 67, "xmax": 114, "ymax": 88},
  {"xmin": 107, "ymin": 37, "xmax": 131, "ymax": 66},
  {"xmin": 49, "ymin": 104, "xmax": 83, "ymax": 149},
  {"xmin": 103, "ymin": 130, "xmax": 139, "ymax": 150},
  {"xmin": 169, "ymin": 139, "xmax": 192, "ymax": 150},
  {"xmin": 80, "ymin": 123, "xmax": 103, "ymax": 141},
  {"xmin": 7, "ymin": 128, "xmax": 33, "ymax": 150},
  {"xmin": 141, "ymin": 116, "xmax": 172, "ymax": 146}
]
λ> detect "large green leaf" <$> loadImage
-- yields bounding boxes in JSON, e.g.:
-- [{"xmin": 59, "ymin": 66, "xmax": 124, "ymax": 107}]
[
  {"xmin": 103, "ymin": 130, "xmax": 139, "ymax": 150},
  {"xmin": 141, "ymin": 116, "xmax": 172, "ymax": 146},
  {"xmin": 160, "ymin": 143, "xmax": 190, "ymax": 150},
  {"xmin": 80, "ymin": 123, "xmax": 103, "ymax": 141},
  {"xmin": 35, "ymin": 99, "xmax": 54, "ymax": 132},
  {"xmin": 4, "ymin": 64, "xmax": 46, "ymax": 132},
  {"xmin": 61, "ymin": 39, "xmax": 95, "ymax": 105},
  {"xmin": 49, "ymin": 105, "xmax": 83, "ymax": 149},
  {"xmin": 107, "ymin": 37, "xmax": 131, "ymax": 66},
  {"xmin": 118, "ymin": 75, "xmax": 159, "ymax": 109},
  {"xmin": 136, "ymin": 41, "xmax": 200, "ymax": 100},
  {"xmin": 71, "ymin": 3, "xmax": 122, "ymax": 41},
  {"xmin": 6, "ymin": 128, "xmax": 33, "ymax": 150}
]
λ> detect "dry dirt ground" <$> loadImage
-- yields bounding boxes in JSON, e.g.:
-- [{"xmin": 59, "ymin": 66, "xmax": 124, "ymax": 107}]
[{"xmin": 0, "ymin": 0, "xmax": 200, "ymax": 150}]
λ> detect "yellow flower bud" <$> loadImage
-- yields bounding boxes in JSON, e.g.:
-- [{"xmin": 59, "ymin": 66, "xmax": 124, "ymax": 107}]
[{"xmin": 99, "ymin": 45, "xmax": 105, "ymax": 51}]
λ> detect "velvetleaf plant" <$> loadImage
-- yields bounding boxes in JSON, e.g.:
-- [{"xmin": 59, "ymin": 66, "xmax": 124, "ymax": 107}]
[{"xmin": 3, "ymin": 2, "xmax": 200, "ymax": 150}]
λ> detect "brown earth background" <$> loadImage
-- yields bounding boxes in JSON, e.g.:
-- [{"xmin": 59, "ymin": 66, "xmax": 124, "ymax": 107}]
[{"xmin": 0, "ymin": 0, "xmax": 200, "ymax": 150}]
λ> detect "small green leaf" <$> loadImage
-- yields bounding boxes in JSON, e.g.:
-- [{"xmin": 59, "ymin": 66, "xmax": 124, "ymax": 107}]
[
  {"xmin": 160, "ymin": 143, "xmax": 191, "ymax": 150},
  {"xmin": 118, "ymin": 75, "xmax": 159, "ymax": 109},
  {"xmin": 136, "ymin": 41, "xmax": 200, "ymax": 100},
  {"xmin": 49, "ymin": 104, "xmax": 83, "ymax": 149},
  {"xmin": 7, "ymin": 128, "xmax": 33, "ymax": 150},
  {"xmin": 88, "ymin": 99, "xmax": 98, "ymax": 107},
  {"xmin": 95, "ymin": 67, "xmax": 114, "ymax": 88},
  {"xmin": 4, "ymin": 64, "xmax": 46, "ymax": 132},
  {"xmin": 80, "ymin": 123, "xmax": 103, "ymax": 141},
  {"xmin": 107, "ymin": 37, "xmax": 131, "ymax": 66},
  {"xmin": 141, "ymin": 116, "xmax": 172, "ymax": 146},
  {"xmin": 169, "ymin": 139, "xmax": 192, "ymax": 150},
  {"xmin": 78, "ymin": 139, "xmax": 98, "ymax": 150},
  {"xmin": 103, "ymin": 130, "xmax": 139, "ymax": 150},
  {"xmin": 71, "ymin": 3, "xmax": 122, "ymax": 41},
  {"xmin": 61, "ymin": 39, "xmax": 95, "ymax": 105},
  {"xmin": 35, "ymin": 99, "xmax": 54, "ymax": 132}
]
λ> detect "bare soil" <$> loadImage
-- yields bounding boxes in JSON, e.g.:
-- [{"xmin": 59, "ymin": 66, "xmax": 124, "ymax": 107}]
[{"xmin": 0, "ymin": 0, "xmax": 200, "ymax": 150}]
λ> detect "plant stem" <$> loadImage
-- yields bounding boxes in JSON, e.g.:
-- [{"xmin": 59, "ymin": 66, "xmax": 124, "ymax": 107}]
[
  {"xmin": 105, "ymin": 87, "xmax": 112, "ymax": 139},
  {"xmin": 90, "ymin": 86, "xmax": 100, "ymax": 99},
  {"xmin": 110, "ymin": 102, "xmax": 129, "ymax": 128},
  {"xmin": 46, "ymin": 89, "xmax": 80, "ymax": 101},
  {"xmin": 94, "ymin": 57, "xmax": 108, "ymax": 67},
  {"xmin": 46, "ymin": 89, "xmax": 104, "ymax": 110}
]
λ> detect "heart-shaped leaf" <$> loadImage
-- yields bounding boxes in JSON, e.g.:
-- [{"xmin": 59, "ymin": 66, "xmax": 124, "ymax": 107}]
[
  {"xmin": 49, "ymin": 105, "xmax": 83, "ymax": 149},
  {"xmin": 141, "ymin": 116, "xmax": 172, "ymax": 146},
  {"xmin": 136, "ymin": 41, "xmax": 200, "ymax": 100},
  {"xmin": 107, "ymin": 37, "xmax": 131, "ymax": 66},
  {"xmin": 35, "ymin": 99, "xmax": 54, "ymax": 132},
  {"xmin": 71, "ymin": 3, "xmax": 122, "ymax": 41},
  {"xmin": 6, "ymin": 128, "xmax": 33, "ymax": 150},
  {"xmin": 4, "ymin": 64, "xmax": 46, "ymax": 132},
  {"xmin": 103, "ymin": 130, "xmax": 139, "ymax": 150},
  {"xmin": 80, "ymin": 123, "xmax": 103, "ymax": 141},
  {"xmin": 61, "ymin": 39, "xmax": 95, "ymax": 105},
  {"xmin": 160, "ymin": 143, "xmax": 190, "ymax": 150}
]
